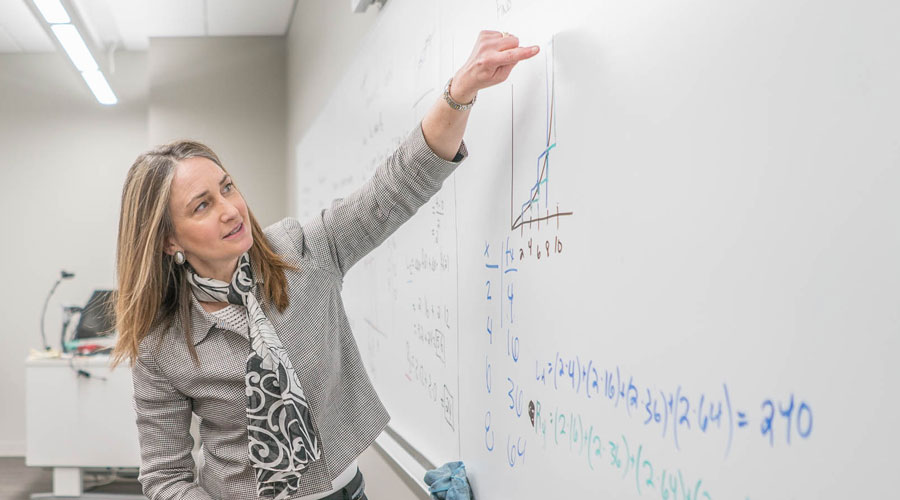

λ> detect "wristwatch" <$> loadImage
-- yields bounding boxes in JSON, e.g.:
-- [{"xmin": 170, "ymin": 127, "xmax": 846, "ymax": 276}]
[{"xmin": 443, "ymin": 77, "xmax": 476, "ymax": 111}]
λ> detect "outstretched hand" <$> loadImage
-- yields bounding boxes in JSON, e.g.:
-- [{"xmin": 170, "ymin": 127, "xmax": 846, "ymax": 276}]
[
  {"xmin": 449, "ymin": 31, "xmax": 540, "ymax": 104},
  {"xmin": 420, "ymin": 30, "xmax": 539, "ymax": 161}
]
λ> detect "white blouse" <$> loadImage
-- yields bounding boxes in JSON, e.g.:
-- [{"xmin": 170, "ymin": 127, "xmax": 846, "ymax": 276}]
[{"xmin": 209, "ymin": 303, "xmax": 358, "ymax": 499}]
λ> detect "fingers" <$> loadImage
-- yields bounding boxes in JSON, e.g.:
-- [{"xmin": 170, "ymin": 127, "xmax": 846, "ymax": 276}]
[
  {"xmin": 492, "ymin": 33, "xmax": 521, "ymax": 51},
  {"xmin": 460, "ymin": 31, "xmax": 540, "ymax": 91},
  {"xmin": 479, "ymin": 30, "xmax": 502, "ymax": 39},
  {"xmin": 484, "ymin": 45, "xmax": 539, "ymax": 68}
]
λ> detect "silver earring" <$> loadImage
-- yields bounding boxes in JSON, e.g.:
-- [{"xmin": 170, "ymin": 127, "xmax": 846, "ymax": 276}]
[{"xmin": 174, "ymin": 250, "xmax": 185, "ymax": 265}]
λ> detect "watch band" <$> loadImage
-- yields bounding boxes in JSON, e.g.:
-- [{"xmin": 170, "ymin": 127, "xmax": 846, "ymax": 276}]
[{"xmin": 443, "ymin": 77, "xmax": 476, "ymax": 111}]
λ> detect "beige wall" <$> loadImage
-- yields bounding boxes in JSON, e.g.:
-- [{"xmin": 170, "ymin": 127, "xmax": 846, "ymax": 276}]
[
  {"xmin": 149, "ymin": 36, "xmax": 287, "ymax": 227},
  {"xmin": 0, "ymin": 50, "xmax": 148, "ymax": 455}
]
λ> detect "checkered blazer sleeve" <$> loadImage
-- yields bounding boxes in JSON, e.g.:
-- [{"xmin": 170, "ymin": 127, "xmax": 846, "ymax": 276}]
[
  {"xmin": 132, "ymin": 345, "xmax": 214, "ymax": 500},
  {"xmin": 299, "ymin": 121, "xmax": 468, "ymax": 277}
]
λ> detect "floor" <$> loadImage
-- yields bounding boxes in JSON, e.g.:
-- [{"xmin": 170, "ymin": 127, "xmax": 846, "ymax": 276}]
[{"xmin": 0, "ymin": 457, "xmax": 143, "ymax": 499}]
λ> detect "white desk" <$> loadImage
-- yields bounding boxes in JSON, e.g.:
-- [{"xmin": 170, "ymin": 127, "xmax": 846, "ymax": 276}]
[{"xmin": 24, "ymin": 353, "xmax": 201, "ymax": 499}]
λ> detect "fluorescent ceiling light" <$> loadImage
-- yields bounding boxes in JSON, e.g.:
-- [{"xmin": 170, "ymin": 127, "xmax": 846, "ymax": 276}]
[
  {"xmin": 81, "ymin": 70, "xmax": 118, "ymax": 105},
  {"xmin": 50, "ymin": 24, "xmax": 97, "ymax": 72},
  {"xmin": 33, "ymin": 0, "xmax": 70, "ymax": 24},
  {"xmin": 33, "ymin": 2, "xmax": 118, "ymax": 106}
]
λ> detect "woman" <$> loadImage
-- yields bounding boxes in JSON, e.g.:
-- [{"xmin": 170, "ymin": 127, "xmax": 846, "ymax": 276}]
[{"xmin": 111, "ymin": 32, "xmax": 538, "ymax": 500}]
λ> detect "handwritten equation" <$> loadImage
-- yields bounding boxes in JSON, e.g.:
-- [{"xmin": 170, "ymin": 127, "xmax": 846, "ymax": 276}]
[{"xmin": 534, "ymin": 354, "xmax": 813, "ymax": 456}]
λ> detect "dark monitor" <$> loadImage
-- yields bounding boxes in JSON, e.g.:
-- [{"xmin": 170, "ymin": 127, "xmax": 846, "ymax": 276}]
[{"xmin": 74, "ymin": 289, "xmax": 116, "ymax": 339}]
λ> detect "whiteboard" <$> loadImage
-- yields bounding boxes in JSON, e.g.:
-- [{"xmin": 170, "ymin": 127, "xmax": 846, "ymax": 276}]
[{"xmin": 294, "ymin": 1, "xmax": 900, "ymax": 498}]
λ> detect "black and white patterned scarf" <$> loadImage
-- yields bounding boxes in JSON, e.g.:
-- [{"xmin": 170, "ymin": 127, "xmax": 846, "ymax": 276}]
[{"xmin": 185, "ymin": 251, "xmax": 321, "ymax": 500}]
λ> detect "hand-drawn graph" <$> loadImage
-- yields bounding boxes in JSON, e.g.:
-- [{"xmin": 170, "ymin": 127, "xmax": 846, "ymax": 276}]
[{"xmin": 510, "ymin": 39, "xmax": 573, "ymax": 234}]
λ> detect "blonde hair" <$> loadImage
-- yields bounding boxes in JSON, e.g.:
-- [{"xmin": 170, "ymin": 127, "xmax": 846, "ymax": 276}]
[{"xmin": 109, "ymin": 140, "xmax": 297, "ymax": 370}]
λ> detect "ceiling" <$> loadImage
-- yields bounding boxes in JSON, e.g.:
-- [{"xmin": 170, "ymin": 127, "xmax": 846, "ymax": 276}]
[{"xmin": 0, "ymin": 0, "xmax": 298, "ymax": 53}]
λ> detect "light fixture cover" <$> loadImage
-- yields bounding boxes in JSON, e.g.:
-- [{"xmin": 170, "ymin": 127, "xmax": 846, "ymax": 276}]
[
  {"xmin": 81, "ymin": 70, "xmax": 118, "ymax": 105},
  {"xmin": 50, "ymin": 24, "xmax": 98, "ymax": 72},
  {"xmin": 33, "ymin": 0, "xmax": 70, "ymax": 24}
]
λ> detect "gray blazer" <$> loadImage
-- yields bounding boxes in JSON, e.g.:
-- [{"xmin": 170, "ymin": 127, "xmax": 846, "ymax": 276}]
[{"xmin": 132, "ymin": 122, "xmax": 467, "ymax": 500}]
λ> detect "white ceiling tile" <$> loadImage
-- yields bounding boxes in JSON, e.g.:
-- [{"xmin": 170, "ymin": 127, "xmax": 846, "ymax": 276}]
[
  {"xmin": 206, "ymin": 0, "xmax": 295, "ymax": 36},
  {"xmin": 0, "ymin": 0, "xmax": 55, "ymax": 53},
  {"xmin": 148, "ymin": 0, "xmax": 206, "ymax": 38},
  {"xmin": 70, "ymin": 0, "xmax": 122, "ymax": 49},
  {"xmin": 104, "ymin": 0, "xmax": 148, "ymax": 50},
  {"xmin": 1, "ymin": 0, "xmax": 297, "ymax": 54},
  {"xmin": 69, "ymin": 0, "xmax": 102, "ymax": 49}
]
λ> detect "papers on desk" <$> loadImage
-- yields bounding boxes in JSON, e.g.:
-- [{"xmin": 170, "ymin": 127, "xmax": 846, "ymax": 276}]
[
  {"xmin": 29, "ymin": 334, "xmax": 116, "ymax": 360},
  {"xmin": 28, "ymin": 347, "xmax": 63, "ymax": 360}
]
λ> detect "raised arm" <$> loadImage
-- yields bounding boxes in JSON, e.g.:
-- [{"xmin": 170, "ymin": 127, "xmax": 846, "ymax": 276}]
[
  {"xmin": 298, "ymin": 30, "xmax": 539, "ymax": 277},
  {"xmin": 132, "ymin": 346, "xmax": 213, "ymax": 500},
  {"xmin": 421, "ymin": 30, "xmax": 539, "ymax": 160},
  {"xmin": 300, "ymin": 122, "xmax": 465, "ymax": 277}
]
